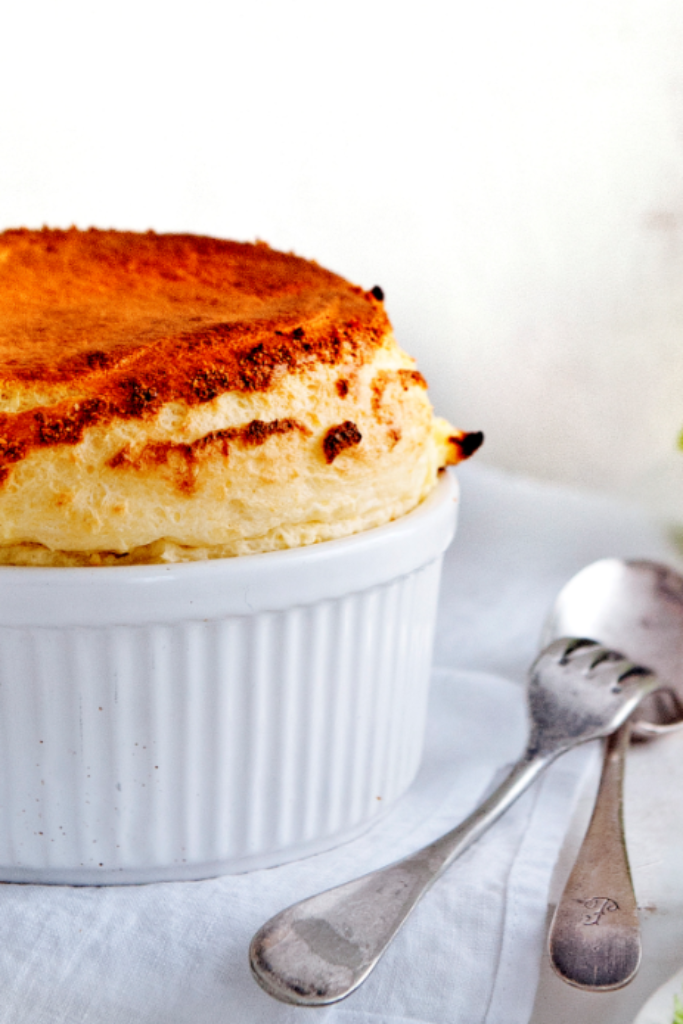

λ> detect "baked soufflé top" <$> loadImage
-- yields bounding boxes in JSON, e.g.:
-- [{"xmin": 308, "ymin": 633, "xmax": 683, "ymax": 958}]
[{"xmin": 0, "ymin": 228, "xmax": 481, "ymax": 564}]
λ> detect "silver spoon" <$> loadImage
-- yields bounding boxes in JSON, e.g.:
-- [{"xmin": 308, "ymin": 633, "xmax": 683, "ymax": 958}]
[
  {"xmin": 249, "ymin": 637, "xmax": 659, "ymax": 1007},
  {"xmin": 544, "ymin": 559, "xmax": 683, "ymax": 991},
  {"xmin": 543, "ymin": 559, "xmax": 683, "ymax": 740}
]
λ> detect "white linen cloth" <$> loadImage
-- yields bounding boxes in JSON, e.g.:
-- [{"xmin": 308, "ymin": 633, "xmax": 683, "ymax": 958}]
[{"xmin": 0, "ymin": 463, "xmax": 676, "ymax": 1024}]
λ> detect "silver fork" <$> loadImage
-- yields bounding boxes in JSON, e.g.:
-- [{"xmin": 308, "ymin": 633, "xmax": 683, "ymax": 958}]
[{"xmin": 249, "ymin": 638, "xmax": 659, "ymax": 1007}]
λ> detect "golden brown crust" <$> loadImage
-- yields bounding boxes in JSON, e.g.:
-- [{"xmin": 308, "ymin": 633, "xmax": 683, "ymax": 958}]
[
  {"xmin": 0, "ymin": 228, "xmax": 389, "ymax": 483},
  {"xmin": 0, "ymin": 228, "xmax": 478, "ymax": 563},
  {"xmin": 322, "ymin": 421, "xmax": 363, "ymax": 464},
  {"xmin": 106, "ymin": 418, "xmax": 310, "ymax": 493},
  {"xmin": 447, "ymin": 430, "xmax": 484, "ymax": 461}
]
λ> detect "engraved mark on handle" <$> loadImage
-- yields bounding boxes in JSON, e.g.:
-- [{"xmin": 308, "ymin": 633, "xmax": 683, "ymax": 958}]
[{"xmin": 576, "ymin": 897, "xmax": 619, "ymax": 926}]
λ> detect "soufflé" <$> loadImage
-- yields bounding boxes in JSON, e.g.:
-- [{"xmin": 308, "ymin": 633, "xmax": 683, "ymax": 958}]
[{"xmin": 0, "ymin": 228, "xmax": 482, "ymax": 565}]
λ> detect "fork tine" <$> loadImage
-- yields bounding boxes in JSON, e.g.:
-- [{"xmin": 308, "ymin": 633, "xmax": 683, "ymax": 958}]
[
  {"xmin": 557, "ymin": 638, "xmax": 598, "ymax": 664},
  {"xmin": 589, "ymin": 649, "xmax": 628, "ymax": 669},
  {"xmin": 551, "ymin": 639, "xmax": 656, "ymax": 688}
]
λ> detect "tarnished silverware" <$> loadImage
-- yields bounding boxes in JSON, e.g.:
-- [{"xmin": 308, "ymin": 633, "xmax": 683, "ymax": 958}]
[
  {"xmin": 548, "ymin": 721, "xmax": 641, "ymax": 989},
  {"xmin": 543, "ymin": 559, "xmax": 683, "ymax": 740},
  {"xmin": 249, "ymin": 637, "xmax": 659, "ymax": 1007},
  {"xmin": 544, "ymin": 559, "xmax": 683, "ymax": 990}
]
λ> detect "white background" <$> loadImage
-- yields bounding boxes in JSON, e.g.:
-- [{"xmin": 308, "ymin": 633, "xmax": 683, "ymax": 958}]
[{"xmin": 2, "ymin": 0, "xmax": 683, "ymax": 511}]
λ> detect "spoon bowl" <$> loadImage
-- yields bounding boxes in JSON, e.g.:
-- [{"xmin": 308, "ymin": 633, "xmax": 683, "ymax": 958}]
[{"xmin": 542, "ymin": 559, "xmax": 683, "ymax": 738}]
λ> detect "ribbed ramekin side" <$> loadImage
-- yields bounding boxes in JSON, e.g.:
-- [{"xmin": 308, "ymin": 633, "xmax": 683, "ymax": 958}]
[
  {"xmin": 388, "ymin": 558, "xmax": 443, "ymax": 793},
  {"xmin": 0, "ymin": 628, "xmax": 54, "ymax": 867},
  {"xmin": 0, "ymin": 555, "xmax": 445, "ymax": 879}
]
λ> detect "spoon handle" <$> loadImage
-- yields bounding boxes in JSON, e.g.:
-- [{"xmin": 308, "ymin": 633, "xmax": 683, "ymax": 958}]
[
  {"xmin": 548, "ymin": 721, "xmax": 641, "ymax": 990},
  {"xmin": 249, "ymin": 747, "xmax": 553, "ymax": 1007}
]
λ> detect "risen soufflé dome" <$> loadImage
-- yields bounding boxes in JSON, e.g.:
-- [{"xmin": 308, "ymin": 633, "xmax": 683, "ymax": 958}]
[{"xmin": 0, "ymin": 228, "xmax": 482, "ymax": 565}]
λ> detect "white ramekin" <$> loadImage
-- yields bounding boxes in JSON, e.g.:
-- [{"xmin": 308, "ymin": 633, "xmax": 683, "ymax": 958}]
[{"xmin": 0, "ymin": 471, "xmax": 458, "ymax": 884}]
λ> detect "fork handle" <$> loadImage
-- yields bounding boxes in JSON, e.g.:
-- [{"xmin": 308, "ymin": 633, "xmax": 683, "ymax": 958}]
[
  {"xmin": 250, "ymin": 747, "xmax": 554, "ymax": 1007},
  {"xmin": 548, "ymin": 721, "xmax": 641, "ymax": 990},
  {"xmin": 427, "ymin": 745, "xmax": 552, "ymax": 868}
]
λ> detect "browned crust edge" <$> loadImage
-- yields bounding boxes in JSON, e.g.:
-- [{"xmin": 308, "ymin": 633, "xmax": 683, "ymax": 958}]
[{"xmin": 0, "ymin": 228, "xmax": 392, "ymax": 483}]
